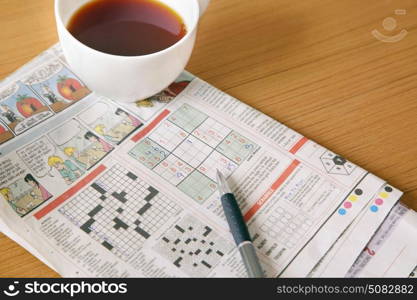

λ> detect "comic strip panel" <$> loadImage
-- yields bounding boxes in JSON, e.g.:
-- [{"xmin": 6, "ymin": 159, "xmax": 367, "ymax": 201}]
[
  {"xmin": 16, "ymin": 135, "xmax": 86, "ymax": 187},
  {"xmin": 78, "ymin": 101, "xmax": 142, "ymax": 145},
  {"xmin": 48, "ymin": 119, "xmax": 114, "ymax": 172},
  {"xmin": 121, "ymin": 71, "xmax": 195, "ymax": 121},
  {"xmin": 0, "ymin": 157, "xmax": 53, "ymax": 217},
  {"xmin": 0, "ymin": 82, "xmax": 53, "ymax": 135},
  {"xmin": 23, "ymin": 60, "xmax": 91, "ymax": 113},
  {"xmin": 0, "ymin": 120, "xmax": 14, "ymax": 145}
]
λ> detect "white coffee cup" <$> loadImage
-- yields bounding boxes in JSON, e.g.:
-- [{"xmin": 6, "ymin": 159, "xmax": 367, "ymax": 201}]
[{"xmin": 55, "ymin": 0, "xmax": 210, "ymax": 102}]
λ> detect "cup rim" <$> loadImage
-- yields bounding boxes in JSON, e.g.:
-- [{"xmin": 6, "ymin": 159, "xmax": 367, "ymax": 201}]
[{"xmin": 54, "ymin": 0, "xmax": 200, "ymax": 59}]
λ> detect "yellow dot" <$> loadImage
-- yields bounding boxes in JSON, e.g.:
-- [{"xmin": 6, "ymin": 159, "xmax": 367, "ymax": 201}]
[
  {"xmin": 379, "ymin": 192, "xmax": 389, "ymax": 199},
  {"xmin": 348, "ymin": 195, "xmax": 358, "ymax": 202}
]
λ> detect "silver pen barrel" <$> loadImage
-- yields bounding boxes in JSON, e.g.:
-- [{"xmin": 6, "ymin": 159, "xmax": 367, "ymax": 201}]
[{"xmin": 238, "ymin": 241, "xmax": 264, "ymax": 278}]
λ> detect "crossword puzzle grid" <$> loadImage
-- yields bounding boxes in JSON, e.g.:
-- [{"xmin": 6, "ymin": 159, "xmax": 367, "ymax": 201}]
[
  {"xmin": 154, "ymin": 214, "xmax": 234, "ymax": 277},
  {"xmin": 252, "ymin": 206, "xmax": 312, "ymax": 250},
  {"xmin": 129, "ymin": 104, "xmax": 258, "ymax": 204},
  {"xmin": 58, "ymin": 164, "xmax": 181, "ymax": 261}
]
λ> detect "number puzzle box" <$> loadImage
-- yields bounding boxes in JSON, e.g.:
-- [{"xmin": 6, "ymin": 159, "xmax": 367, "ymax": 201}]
[{"xmin": 0, "ymin": 44, "xmax": 416, "ymax": 278}]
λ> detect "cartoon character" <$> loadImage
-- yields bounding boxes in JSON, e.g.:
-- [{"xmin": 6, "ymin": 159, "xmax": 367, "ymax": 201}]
[
  {"xmin": 115, "ymin": 108, "xmax": 141, "ymax": 127},
  {"xmin": 42, "ymin": 84, "xmax": 59, "ymax": 104},
  {"xmin": 63, "ymin": 146, "xmax": 88, "ymax": 169},
  {"xmin": 48, "ymin": 156, "xmax": 84, "ymax": 185},
  {"xmin": 0, "ymin": 104, "xmax": 22, "ymax": 123},
  {"xmin": 0, "ymin": 179, "xmax": 47, "ymax": 217},
  {"xmin": 0, "ymin": 187, "xmax": 20, "ymax": 212},
  {"xmin": 94, "ymin": 124, "xmax": 121, "ymax": 143},
  {"xmin": 80, "ymin": 131, "xmax": 113, "ymax": 167},
  {"xmin": 24, "ymin": 174, "xmax": 52, "ymax": 201},
  {"xmin": 84, "ymin": 131, "xmax": 113, "ymax": 152}
]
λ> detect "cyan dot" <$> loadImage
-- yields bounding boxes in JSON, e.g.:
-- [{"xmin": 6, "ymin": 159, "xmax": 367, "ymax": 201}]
[
  {"xmin": 338, "ymin": 208, "xmax": 346, "ymax": 215},
  {"xmin": 370, "ymin": 205, "xmax": 378, "ymax": 212}
]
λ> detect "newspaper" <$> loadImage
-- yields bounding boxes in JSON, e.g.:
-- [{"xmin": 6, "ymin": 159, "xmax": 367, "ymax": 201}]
[
  {"xmin": 309, "ymin": 202, "xmax": 417, "ymax": 277},
  {"xmin": 0, "ymin": 44, "xmax": 412, "ymax": 277},
  {"xmin": 345, "ymin": 203, "xmax": 417, "ymax": 278}
]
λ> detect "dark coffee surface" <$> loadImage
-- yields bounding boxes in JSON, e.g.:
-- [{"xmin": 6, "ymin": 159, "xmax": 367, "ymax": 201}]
[{"xmin": 67, "ymin": 0, "xmax": 187, "ymax": 56}]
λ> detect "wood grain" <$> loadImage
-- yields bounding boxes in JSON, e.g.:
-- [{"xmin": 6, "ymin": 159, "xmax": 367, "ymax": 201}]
[{"xmin": 0, "ymin": 0, "xmax": 416, "ymax": 277}]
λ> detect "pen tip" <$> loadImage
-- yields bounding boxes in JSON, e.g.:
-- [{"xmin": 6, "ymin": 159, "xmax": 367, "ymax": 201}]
[
  {"xmin": 216, "ymin": 168, "xmax": 222, "ymax": 178},
  {"xmin": 216, "ymin": 169, "xmax": 224, "ymax": 183},
  {"xmin": 216, "ymin": 169, "xmax": 231, "ymax": 195}
]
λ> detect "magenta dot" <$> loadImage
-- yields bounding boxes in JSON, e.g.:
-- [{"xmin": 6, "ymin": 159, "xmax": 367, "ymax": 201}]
[
  {"xmin": 375, "ymin": 198, "xmax": 383, "ymax": 205},
  {"xmin": 344, "ymin": 202, "xmax": 352, "ymax": 209}
]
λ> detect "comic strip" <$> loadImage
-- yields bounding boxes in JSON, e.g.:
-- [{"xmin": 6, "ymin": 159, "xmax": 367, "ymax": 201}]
[
  {"xmin": 15, "ymin": 135, "xmax": 85, "ymax": 186},
  {"xmin": 78, "ymin": 100, "xmax": 142, "ymax": 145},
  {"xmin": 0, "ymin": 120, "xmax": 14, "ymax": 145},
  {"xmin": 0, "ymin": 82, "xmax": 53, "ymax": 135},
  {"xmin": 0, "ymin": 158, "xmax": 52, "ymax": 217},
  {"xmin": 48, "ymin": 119, "xmax": 113, "ymax": 172},
  {"xmin": 23, "ymin": 60, "xmax": 91, "ymax": 113},
  {"xmin": 121, "ymin": 71, "xmax": 195, "ymax": 121}
]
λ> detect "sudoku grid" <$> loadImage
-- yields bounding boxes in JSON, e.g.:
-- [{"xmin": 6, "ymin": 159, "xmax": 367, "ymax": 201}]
[{"xmin": 128, "ymin": 104, "xmax": 258, "ymax": 204}]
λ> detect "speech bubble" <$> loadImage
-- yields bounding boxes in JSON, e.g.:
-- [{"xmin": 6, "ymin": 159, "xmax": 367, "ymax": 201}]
[
  {"xmin": 16, "ymin": 136, "xmax": 56, "ymax": 178},
  {"xmin": 78, "ymin": 102, "xmax": 109, "ymax": 125},
  {"xmin": 22, "ymin": 61, "xmax": 63, "ymax": 85},
  {"xmin": 0, "ymin": 158, "xmax": 26, "ymax": 186},
  {"xmin": 48, "ymin": 119, "xmax": 83, "ymax": 146}
]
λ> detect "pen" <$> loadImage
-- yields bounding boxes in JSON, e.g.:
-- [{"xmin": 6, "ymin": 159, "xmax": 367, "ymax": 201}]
[{"xmin": 216, "ymin": 170, "xmax": 264, "ymax": 278}]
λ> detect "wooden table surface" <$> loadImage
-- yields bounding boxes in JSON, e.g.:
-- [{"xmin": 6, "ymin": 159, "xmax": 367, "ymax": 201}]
[{"xmin": 0, "ymin": 0, "xmax": 416, "ymax": 277}]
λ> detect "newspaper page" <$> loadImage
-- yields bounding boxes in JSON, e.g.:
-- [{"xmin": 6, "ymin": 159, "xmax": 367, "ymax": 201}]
[
  {"xmin": 309, "ymin": 202, "xmax": 417, "ymax": 277},
  {"xmin": 0, "ymin": 44, "xmax": 405, "ymax": 277},
  {"xmin": 345, "ymin": 203, "xmax": 417, "ymax": 278}
]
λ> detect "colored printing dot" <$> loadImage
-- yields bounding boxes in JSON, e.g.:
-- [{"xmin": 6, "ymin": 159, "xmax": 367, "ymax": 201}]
[
  {"xmin": 370, "ymin": 205, "xmax": 378, "ymax": 212},
  {"xmin": 354, "ymin": 188, "xmax": 363, "ymax": 195},
  {"xmin": 338, "ymin": 208, "xmax": 347, "ymax": 215},
  {"xmin": 379, "ymin": 192, "xmax": 389, "ymax": 199},
  {"xmin": 375, "ymin": 198, "xmax": 383, "ymax": 206},
  {"xmin": 385, "ymin": 186, "xmax": 393, "ymax": 192},
  {"xmin": 348, "ymin": 195, "xmax": 358, "ymax": 202},
  {"xmin": 344, "ymin": 202, "xmax": 352, "ymax": 209}
]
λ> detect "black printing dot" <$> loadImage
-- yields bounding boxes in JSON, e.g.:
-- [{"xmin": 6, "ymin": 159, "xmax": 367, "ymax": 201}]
[
  {"xmin": 385, "ymin": 186, "xmax": 393, "ymax": 192},
  {"xmin": 354, "ymin": 189, "xmax": 363, "ymax": 195}
]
